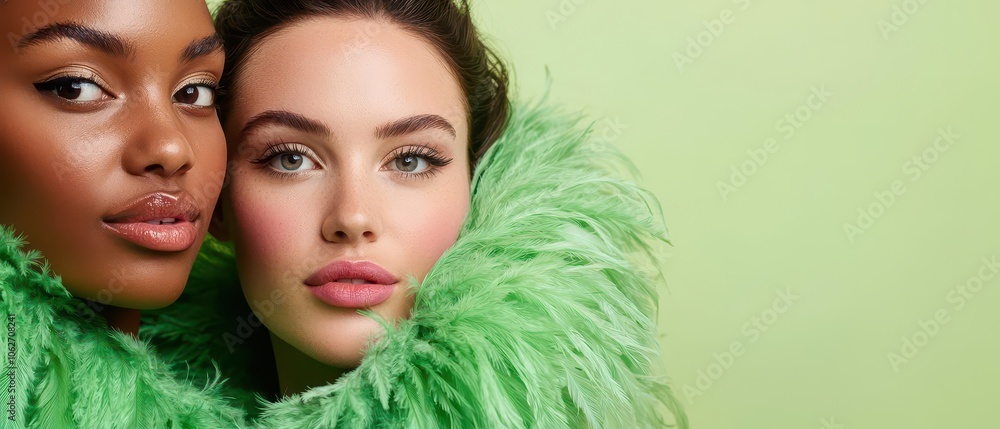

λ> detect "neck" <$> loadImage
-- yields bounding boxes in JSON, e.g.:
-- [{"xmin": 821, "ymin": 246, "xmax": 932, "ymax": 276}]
[
  {"xmin": 96, "ymin": 304, "xmax": 141, "ymax": 337},
  {"xmin": 271, "ymin": 332, "xmax": 345, "ymax": 396}
]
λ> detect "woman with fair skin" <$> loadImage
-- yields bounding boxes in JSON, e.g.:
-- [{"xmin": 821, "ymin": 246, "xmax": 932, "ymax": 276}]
[
  {"xmin": 151, "ymin": 0, "xmax": 686, "ymax": 426},
  {"xmin": 0, "ymin": 0, "xmax": 244, "ymax": 426},
  {"xmin": 214, "ymin": 9, "xmax": 479, "ymax": 395}
]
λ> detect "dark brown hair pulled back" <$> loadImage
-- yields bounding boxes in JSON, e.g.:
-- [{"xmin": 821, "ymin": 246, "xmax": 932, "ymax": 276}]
[{"xmin": 215, "ymin": 0, "xmax": 510, "ymax": 168}]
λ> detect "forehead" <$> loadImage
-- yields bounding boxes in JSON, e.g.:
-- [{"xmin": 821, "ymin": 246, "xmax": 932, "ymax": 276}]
[
  {"xmin": 1, "ymin": 0, "xmax": 215, "ymax": 54},
  {"xmin": 228, "ymin": 16, "xmax": 467, "ymax": 132}
]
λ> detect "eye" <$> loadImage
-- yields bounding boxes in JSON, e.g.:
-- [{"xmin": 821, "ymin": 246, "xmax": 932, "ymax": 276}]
[
  {"xmin": 382, "ymin": 145, "xmax": 454, "ymax": 179},
  {"xmin": 249, "ymin": 142, "xmax": 319, "ymax": 176},
  {"xmin": 173, "ymin": 84, "xmax": 216, "ymax": 107},
  {"xmin": 393, "ymin": 155, "xmax": 430, "ymax": 173},
  {"xmin": 270, "ymin": 152, "xmax": 316, "ymax": 172},
  {"xmin": 34, "ymin": 77, "xmax": 107, "ymax": 102}
]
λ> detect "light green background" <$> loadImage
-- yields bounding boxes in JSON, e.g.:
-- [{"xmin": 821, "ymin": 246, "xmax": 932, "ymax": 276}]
[{"xmin": 475, "ymin": 1, "xmax": 999, "ymax": 428}]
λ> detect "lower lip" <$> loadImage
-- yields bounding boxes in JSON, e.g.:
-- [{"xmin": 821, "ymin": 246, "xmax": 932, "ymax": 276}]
[
  {"xmin": 102, "ymin": 221, "xmax": 198, "ymax": 252},
  {"xmin": 308, "ymin": 282, "xmax": 396, "ymax": 308}
]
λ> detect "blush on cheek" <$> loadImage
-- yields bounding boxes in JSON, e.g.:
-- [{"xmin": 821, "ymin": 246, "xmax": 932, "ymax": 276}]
[
  {"xmin": 405, "ymin": 195, "xmax": 469, "ymax": 281},
  {"xmin": 423, "ymin": 212, "xmax": 464, "ymax": 257},
  {"xmin": 230, "ymin": 192, "xmax": 299, "ymax": 270}
]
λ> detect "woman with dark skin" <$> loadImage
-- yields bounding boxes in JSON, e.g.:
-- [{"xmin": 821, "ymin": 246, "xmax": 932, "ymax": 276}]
[
  {"xmin": 0, "ymin": 0, "xmax": 245, "ymax": 426},
  {"xmin": 0, "ymin": 0, "xmax": 224, "ymax": 333}
]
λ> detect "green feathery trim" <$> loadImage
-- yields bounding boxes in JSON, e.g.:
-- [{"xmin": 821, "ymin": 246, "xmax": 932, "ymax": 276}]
[{"xmin": 0, "ymin": 225, "xmax": 247, "ymax": 428}]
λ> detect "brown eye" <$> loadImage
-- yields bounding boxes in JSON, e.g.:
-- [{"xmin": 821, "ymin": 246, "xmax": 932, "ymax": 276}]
[
  {"xmin": 173, "ymin": 84, "xmax": 215, "ymax": 107},
  {"xmin": 34, "ymin": 77, "xmax": 105, "ymax": 102}
]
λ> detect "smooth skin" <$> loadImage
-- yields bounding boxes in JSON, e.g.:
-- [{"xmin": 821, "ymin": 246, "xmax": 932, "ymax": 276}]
[
  {"xmin": 0, "ymin": 0, "xmax": 225, "ymax": 333},
  {"xmin": 217, "ymin": 16, "xmax": 471, "ymax": 395}
]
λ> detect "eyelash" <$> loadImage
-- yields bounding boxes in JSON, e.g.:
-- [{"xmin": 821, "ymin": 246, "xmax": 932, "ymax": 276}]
[
  {"xmin": 247, "ymin": 142, "xmax": 454, "ymax": 180},
  {"xmin": 33, "ymin": 72, "xmax": 106, "ymax": 102},
  {"xmin": 384, "ymin": 144, "xmax": 453, "ymax": 180},
  {"xmin": 35, "ymin": 73, "xmax": 97, "ymax": 85},
  {"xmin": 189, "ymin": 78, "xmax": 220, "ymax": 91},
  {"xmin": 185, "ymin": 78, "xmax": 221, "ymax": 108},
  {"xmin": 248, "ymin": 141, "xmax": 311, "ymax": 179},
  {"xmin": 33, "ymin": 73, "xmax": 222, "ymax": 108}
]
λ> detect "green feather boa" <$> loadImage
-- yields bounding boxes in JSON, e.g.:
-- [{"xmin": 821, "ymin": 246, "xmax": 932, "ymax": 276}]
[
  {"xmin": 0, "ymin": 228, "xmax": 246, "ymax": 428},
  {"xmin": 145, "ymin": 101, "xmax": 687, "ymax": 428}
]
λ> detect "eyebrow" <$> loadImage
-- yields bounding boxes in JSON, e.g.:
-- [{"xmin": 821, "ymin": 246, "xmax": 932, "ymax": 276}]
[
  {"xmin": 18, "ymin": 22, "xmax": 133, "ymax": 58},
  {"xmin": 240, "ymin": 110, "xmax": 332, "ymax": 141},
  {"xmin": 375, "ymin": 114, "xmax": 457, "ymax": 139},
  {"xmin": 181, "ymin": 35, "xmax": 224, "ymax": 62},
  {"xmin": 239, "ymin": 111, "xmax": 457, "ymax": 142},
  {"xmin": 16, "ymin": 22, "xmax": 223, "ymax": 63}
]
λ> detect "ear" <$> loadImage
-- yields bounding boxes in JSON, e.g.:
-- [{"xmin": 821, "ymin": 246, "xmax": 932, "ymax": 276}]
[{"xmin": 208, "ymin": 200, "xmax": 230, "ymax": 242}]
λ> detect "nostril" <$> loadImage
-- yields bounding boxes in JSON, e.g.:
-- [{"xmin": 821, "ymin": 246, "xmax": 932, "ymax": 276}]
[{"xmin": 143, "ymin": 162, "xmax": 191, "ymax": 177}]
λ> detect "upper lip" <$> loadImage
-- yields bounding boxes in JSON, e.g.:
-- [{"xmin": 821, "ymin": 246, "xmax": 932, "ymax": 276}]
[
  {"xmin": 102, "ymin": 192, "xmax": 201, "ymax": 223},
  {"xmin": 304, "ymin": 260, "xmax": 399, "ymax": 286}
]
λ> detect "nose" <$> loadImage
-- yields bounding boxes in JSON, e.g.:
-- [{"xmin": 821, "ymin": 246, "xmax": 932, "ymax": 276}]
[
  {"xmin": 321, "ymin": 174, "xmax": 379, "ymax": 245},
  {"xmin": 122, "ymin": 104, "xmax": 194, "ymax": 179}
]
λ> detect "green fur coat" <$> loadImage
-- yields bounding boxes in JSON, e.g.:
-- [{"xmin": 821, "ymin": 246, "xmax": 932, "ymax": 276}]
[
  {"xmin": 0, "ymin": 230, "xmax": 247, "ymax": 427},
  {"xmin": 145, "ymin": 102, "xmax": 688, "ymax": 428}
]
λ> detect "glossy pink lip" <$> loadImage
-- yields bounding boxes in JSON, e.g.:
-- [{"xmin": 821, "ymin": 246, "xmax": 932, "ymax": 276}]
[
  {"xmin": 101, "ymin": 192, "xmax": 201, "ymax": 252},
  {"xmin": 304, "ymin": 260, "xmax": 398, "ymax": 308}
]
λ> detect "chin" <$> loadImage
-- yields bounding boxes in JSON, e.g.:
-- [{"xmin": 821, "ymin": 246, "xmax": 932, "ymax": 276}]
[
  {"xmin": 119, "ymin": 286, "xmax": 186, "ymax": 310},
  {"xmin": 298, "ymin": 339, "xmax": 365, "ymax": 370},
  {"xmin": 313, "ymin": 349, "xmax": 365, "ymax": 370},
  {"xmin": 115, "ymin": 251, "xmax": 199, "ymax": 309},
  {"xmin": 299, "ymin": 323, "xmax": 383, "ymax": 369},
  {"xmin": 130, "ymin": 273, "xmax": 192, "ymax": 309},
  {"xmin": 64, "ymin": 271, "xmax": 189, "ymax": 311}
]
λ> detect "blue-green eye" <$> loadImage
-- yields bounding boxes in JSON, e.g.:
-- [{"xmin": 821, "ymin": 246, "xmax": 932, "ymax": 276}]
[
  {"xmin": 270, "ymin": 152, "xmax": 315, "ymax": 172},
  {"xmin": 249, "ymin": 142, "xmax": 318, "ymax": 175},
  {"xmin": 383, "ymin": 145, "xmax": 453, "ymax": 178},
  {"xmin": 393, "ymin": 155, "xmax": 430, "ymax": 173}
]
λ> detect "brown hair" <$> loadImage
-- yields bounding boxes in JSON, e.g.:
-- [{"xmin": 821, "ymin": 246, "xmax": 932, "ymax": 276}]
[{"xmin": 214, "ymin": 0, "xmax": 511, "ymax": 168}]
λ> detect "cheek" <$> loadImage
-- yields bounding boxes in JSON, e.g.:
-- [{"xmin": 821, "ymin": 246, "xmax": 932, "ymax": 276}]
[
  {"xmin": 395, "ymin": 183, "xmax": 470, "ymax": 280},
  {"xmin": 184, "ymin": 121, "xmax": 227, "ymax": 210},
  {"xmin": 227, "ymin": 176, "xmax": 332, "ymax": 298},
  {"xmin": 0, "ymin": 115, "xmax": 114, "ymax": 255},
  {"xmin": 0, "ymin": 123, "xmax": 114, "ymax": 195},
  {"xmin": 229, "ymin": 182, "xmax": 303, "ymax": 269},
  {"xmin": 0, "ymin": 77, "xmax": 116, "ymax": 214},
  {"xmin": 422, "ymin": 205, "xmax": 466, "ymax": 257}
]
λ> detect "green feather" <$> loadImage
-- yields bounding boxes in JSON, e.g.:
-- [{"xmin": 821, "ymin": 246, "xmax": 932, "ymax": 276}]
[{"xmin": 0, "ymin": 224, "xmax": 248, "ymax": 428}]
